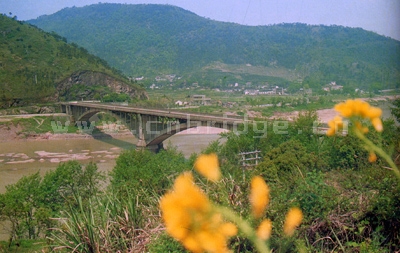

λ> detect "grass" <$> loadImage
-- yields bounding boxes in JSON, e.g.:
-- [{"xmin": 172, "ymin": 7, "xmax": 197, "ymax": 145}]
[{"xmin": 0, "ymin": 239, "xmax": 48, "ymax": 253}]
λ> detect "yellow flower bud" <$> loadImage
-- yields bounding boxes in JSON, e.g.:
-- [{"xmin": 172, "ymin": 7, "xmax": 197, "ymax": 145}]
[
  {"xmin": 257, "ymin": 219, "xmax": 272, "ymax": 240},
  {"xmin": 283, "ymin": 207, "xmax": 303, "ymax": 236},
  {"xmin": 368, "ymin": 152, "xmax": 377, "ymax": 163},
  {"xmin": 366, "ymin": 107, "xmax": 382, "ymax": 119},
  {"xmin": 250, "ymin": 176, "xmax": 270, "ymax": 218},
  {"xmin": 371, "ymin": 117, "xmax": 383, "ymax": 132},
  {"xmin": 194, "ymin": 153, "xmax": 221, "ymax": 182}
]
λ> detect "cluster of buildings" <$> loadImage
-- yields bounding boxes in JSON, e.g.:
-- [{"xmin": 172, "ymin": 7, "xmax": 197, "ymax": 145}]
[
  {"xmin": 139, "ymin": 73, "xmax": 346, "ymax": 96},
  {"xmin": 244, "ymin": 86, "xmax": 286, "ymax": 96},
  {"xmin": 322, "ymin": 81, "xmax": 343, "ymax": 92},
  {"xmin": 175, "ymin": 95, "xmax": 212, "ymax": 107}
]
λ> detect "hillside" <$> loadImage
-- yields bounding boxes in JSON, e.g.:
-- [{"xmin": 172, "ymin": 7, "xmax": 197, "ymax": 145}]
[
  {"xmin": 28, "ymin": 3, "xmax": 400, "ymax": 91},
  {"xmin": 0, "ymin": 14, "xmax": 147, "ymax": 108}
]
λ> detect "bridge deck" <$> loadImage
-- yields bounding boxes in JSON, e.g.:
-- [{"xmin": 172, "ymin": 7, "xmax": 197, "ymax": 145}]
[{"xmin": 60, "ymin": 102, "xmax": 249, "ymax": 124}]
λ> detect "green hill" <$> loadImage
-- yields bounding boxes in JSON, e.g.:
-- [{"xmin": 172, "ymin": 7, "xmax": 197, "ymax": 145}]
[
  {"xmin": 0, "ymin": 14, "xmax": 147, "ymax": 108},
  {"xmin": 28, "ymin": 3, "xmax": 400, "ymax": 91}
]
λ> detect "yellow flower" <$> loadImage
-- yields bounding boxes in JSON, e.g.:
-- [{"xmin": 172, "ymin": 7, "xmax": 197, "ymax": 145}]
[
  {"xmin": 329, "ymin": 99, "xmax": 384, "ymax": 134},
  {"xmin": 367, "ymin": 107, "xmax": 382, "ymax": 119},
  {"xmin": 250, "ymin": 176, "xmax": 270, "ymax": 218},
  {"xmin": 334, "ymin": 99, "xmax": 372, "ymax": 118},
  {"xmin": 326, "ymin": 115, "xmax": 344, "ymax": 136},
  {"xmin": 160, "ymin": 172, "xmax": 236, "ymax": 253},
  {"xmin": 334, "ymin": 99, "xmax": 357, "ymax": 118},
  {"xmin": 371, "ymin": 117, "xmax": 383, "ymax": 132},
  {"xmin": 194, "ymin": 153, "xmax": 221, "ymax": 182},
  {"xmin": 256, "ymin": 219, "xmax": 272, "ymax": 240},
  {"xmin": 283, "ymin": 207, "xmax": 303, "ymax": 236},
  {"xmin": 368, "ymin": 152, "xmax": 377, "ymax": 163}
]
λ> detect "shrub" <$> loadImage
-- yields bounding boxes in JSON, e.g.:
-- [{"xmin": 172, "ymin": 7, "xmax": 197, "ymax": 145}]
[
  {"xmin": 110, "ymin": 148, "xmax": 188, "ymax": 196},
  {"xmin": 255, "ymin": 139, "xmax": 320, "ymax": 182}
]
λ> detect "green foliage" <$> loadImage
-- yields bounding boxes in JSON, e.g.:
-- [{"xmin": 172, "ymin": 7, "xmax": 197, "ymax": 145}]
[
  {"xmin": 110, "ymin": 148, "xmax": 188, "ymax": 196},
  {"xmin": 0, "ymin": 173, "xmax": 41, "ymax": 240},
  {"xmin": 362, "ymin": 168, "xmax": 400, "ymax": 251},
  {"xmin": 50, "ymin": 191, "xmax": 154, "ymax": 253},
  {"xmin": 0, "ymin": 239, "xmax": 47, "ymax": 253},
  {"xmin": 0, "ymin": 14, "xmax": 136, "ymax": 106},
  {"xmin": 147, "ymin": 232, "xmax": 188, "ymax": 253},
  {"xmin": 0, "ymin": 160, "xmax": 104, "ymax": 247},
  {"xmin": 328, "ymin": 134, "xmax": 369, "ymax": 169},
  {"xmin": 102, "ymin": 92, "xmax": 131, "ymax": 102},
  {"xmin": 291, "ymin": 170, "xmax": 337, "ymax": 219},
  {"xmin": 29, "ymin": 4, "xmax": 400, "ymax": 90},
  {"xmin": 39, "ymin": 161, "xmax": 104, "ymax": 211},
  {"xmin": 391, "ymin": 98, "xmax": 400, "ymax": 122},
  {"xmin": 255, "ymin": 139, "xmax": 322, "ymax": 186}
]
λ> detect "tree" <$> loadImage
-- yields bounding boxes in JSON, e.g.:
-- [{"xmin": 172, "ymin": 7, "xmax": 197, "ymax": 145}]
[
  {"xmin": 0, "ymin": 172, "xmax": 41, "ymax": 241},
  {"xmin": 38, "ymin": 161, "xmax": 104, "ymax": 211},
  {"xmin": 391, "ymin": 98, "xmax": 400, "ymax": 122}
]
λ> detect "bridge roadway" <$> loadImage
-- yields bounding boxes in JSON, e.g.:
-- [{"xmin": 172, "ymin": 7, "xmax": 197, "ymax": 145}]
[
  {"xmin": 62, "ymin": 101, "xmax": 249, "ymax": 124},
  {"xmin": 60, "ymin": 101, "xmax": 251, "ymax": 150}
]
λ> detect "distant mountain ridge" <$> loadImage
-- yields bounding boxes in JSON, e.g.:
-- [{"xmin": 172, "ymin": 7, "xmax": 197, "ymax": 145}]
[
  {"xmin": 0, "ymin": 14, "xmax": 146, "ymax": 107},
  {"xmin": 29, "ymin": 3, "xmax": 400, "ymax": 90}
]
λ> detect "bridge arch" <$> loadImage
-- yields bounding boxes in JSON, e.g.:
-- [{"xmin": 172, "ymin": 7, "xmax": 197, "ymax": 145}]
[
  {"xmin": 77, "ymin": 109, "xmax": 105, "ymax": 123},
  {"xmin": 146, "ymin": 123, "xmax": 198, "ymax": 147}
]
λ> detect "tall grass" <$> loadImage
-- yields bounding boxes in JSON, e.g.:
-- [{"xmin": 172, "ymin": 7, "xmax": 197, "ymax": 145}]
[{"xmin": 49, "ymin": 190, "xmax": 160, "ymax": 252}]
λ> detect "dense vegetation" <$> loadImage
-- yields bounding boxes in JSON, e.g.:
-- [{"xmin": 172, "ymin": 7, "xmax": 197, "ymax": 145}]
[
  {"xmin": 29, "ymin": 3, "xmax": 400, "ymax": 91},
  {"xmin": 1, "ymin": 99, "xmax": 399, "ymax": 252},
  {"xmin": 0, "ymin": 14, "xmax": 144, "ymax": 107}
]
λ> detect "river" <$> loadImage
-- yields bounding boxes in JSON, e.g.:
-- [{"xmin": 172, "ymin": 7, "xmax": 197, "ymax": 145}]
[{"xmin": 0, "ymin": 131, "xmax": 225, "ymax": 193}]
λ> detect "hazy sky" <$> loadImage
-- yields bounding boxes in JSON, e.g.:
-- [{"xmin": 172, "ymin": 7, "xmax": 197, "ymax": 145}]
[{"xmin": 1, "ymin": 0, "xmax": 399, "ymax": 40}]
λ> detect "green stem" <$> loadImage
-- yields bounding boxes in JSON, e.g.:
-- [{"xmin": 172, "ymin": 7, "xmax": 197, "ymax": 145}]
[
  {"xmin": 214, "ymin": 205, "xmax": 270, "ymax": 253},
  {"xmin": 354, "ymin": 129, "xmax": 400, "ymax": 181}
]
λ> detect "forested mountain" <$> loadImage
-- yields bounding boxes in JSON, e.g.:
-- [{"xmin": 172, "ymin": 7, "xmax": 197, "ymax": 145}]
[
  {"xmin": 29, "ymin": 3, "xmax": 400, "ymax": 90},
  {"xmin": 0, "ymin": 14, "xmax": 146, "ymax": 107}
]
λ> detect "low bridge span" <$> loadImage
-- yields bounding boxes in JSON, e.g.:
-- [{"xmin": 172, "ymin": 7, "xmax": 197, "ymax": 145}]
[{"xmin": 60, "ymin": 102, "xmax": 249, "ymax": 150}]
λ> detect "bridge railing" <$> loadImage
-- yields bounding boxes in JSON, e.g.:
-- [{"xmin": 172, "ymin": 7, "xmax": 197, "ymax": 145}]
[{"xmin": 100, "ymin": 102, "xmax": 251, "ymax": 120}]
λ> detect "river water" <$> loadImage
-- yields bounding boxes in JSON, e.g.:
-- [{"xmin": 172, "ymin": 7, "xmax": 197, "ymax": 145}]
[{"xmin": 0, "ymin": 132, "xmax": 225, "ymax": 193}]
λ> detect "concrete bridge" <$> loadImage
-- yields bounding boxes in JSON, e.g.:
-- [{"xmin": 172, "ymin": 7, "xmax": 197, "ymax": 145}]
[{"xmin": 60, "ymin": 102, "xmax": 249, "ymax": 151}]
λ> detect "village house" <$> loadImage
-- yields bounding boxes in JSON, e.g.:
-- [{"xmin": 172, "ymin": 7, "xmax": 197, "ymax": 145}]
[
  {"xmin": 323, "ymin": 81, "xmax": 343, "ymax": 91},
  {"xmin": 244, "ymin": 89, "xmax": 259, "ymax": 95},
  {"xmin": 190, "ymin": 95, "xmax": 211, "ymax": 105},
  {"xmin": 155, "ymin": 76, "xmax": 167, "ymax": 82},
  {"xmin": 149, "ymin": 84, "xmax": 158, "ymax": 89}
]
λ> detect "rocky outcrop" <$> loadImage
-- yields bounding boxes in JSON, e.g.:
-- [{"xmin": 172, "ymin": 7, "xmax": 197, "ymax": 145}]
[{"xmin": 57, "ymin": 70, "xmax": 148, "ymax": 100}]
